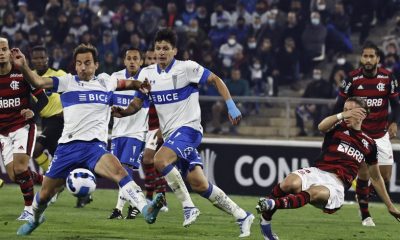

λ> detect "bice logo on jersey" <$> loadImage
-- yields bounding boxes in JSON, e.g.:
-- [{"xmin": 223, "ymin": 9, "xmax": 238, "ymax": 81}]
[
  {"xmin": 151, "ymin": 92, "xmax": 179, "ymax": 103},
  {"xmin": 10, "ymin": 80, "xmax": 20, "ymax": 90},
  {"xmin": 78, "ymin": 93, "xmax": 109, "ymax": 103},
  {"xmin": 337, "ymin": 142, "xmax": 364, "ymax": 162}
]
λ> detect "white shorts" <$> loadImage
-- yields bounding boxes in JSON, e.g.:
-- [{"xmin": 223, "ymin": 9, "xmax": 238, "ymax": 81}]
[
  {"xmin": 145, "ymin": 129, "xmax": 159, "ymax": 151},
  {"xmin": 293, "ymin": 167, "xmax": 345, "ymax": 210},
  {"xmin": 0, "ymin": 124, "xmax": 36, "ymax": 166},
  {"xmin": 375, "ymin": 132, "xmax": 394, "ymax": 165}
]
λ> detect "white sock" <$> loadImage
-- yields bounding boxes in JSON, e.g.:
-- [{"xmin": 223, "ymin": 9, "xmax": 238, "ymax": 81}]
[
  {"xmin": 164, "ymin": 166, "xmax": 194, "ymax": 208},
  {"xmin": 120, "ymin": 181, "xmax": 147, "ymax": 212},
  {"xmin": 32, "ymin": 193, "xmax": 48, "ymax": 223},
  {"xmin": 207, "ymin": 184, "xmax": 246, "ymax": 219},
  {"xmin": 115, "ymin": 188, "xmax": 126, "ymax": 211},
  {"xmin": 24, "ymin": 205, "xmax": 33, "ymax": 213}
]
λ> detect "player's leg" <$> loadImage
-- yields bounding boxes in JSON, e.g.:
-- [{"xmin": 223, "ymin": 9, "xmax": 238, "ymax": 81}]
[
  {"xmin": 379, "ymin": 165, "xmax": 392, "ymax": 190},
  {"xmin": 143, "ymin": 148, "xmax": 157, "ymax": 200},
  {"xmin": 94, "ymin": 153, "xmax": 164, "ymax": 224},
  {"xmin": 187, "ymin": 165, "xmax": 254, "ymax": 237},
  {"xmin": 17, "ymin": 177, "xmax": 65, "ymax": 235},
  {"xmin": 356, "ymin": 162, "xmax": 373, "ymax": 225}
]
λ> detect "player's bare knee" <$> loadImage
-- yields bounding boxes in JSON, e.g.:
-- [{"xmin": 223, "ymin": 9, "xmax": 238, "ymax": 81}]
[
  {"xmin": 280, "ymin": 174, "xmax": 302, "ymax": 193},
  {"xmin": 143, "ymin": 151, "xmax": 154, "ymax": 165},
  {"xmin": 190, "ymin": 179, "xmax": 208, "ymax": 193}
]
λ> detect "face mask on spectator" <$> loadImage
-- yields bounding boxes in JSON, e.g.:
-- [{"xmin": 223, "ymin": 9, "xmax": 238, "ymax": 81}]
[
  {"xmin": 317, "ymin": 4, "xmax": 326, "ymax": 11},
  {"xmin": 228, "ymin": 38, "xmax": 236, "ymax": 45},
  {"xmin": 337, "ymin": 58, "xmax": 346, "ymax": 65},
  {"xmin": 253, "ymin": 23, "xmax": 261, "ymax": 30},
  {"xmin": 311, "ymin": 18, "xmax": 320, "ymax": 25},
  {"xmin": 268, "ymin": 19, "xmax": 275, "ymax": 25},
  {"xmin": 253, "ymin": 63, "xmax": 261, "ymax": 69},
  {"xmin": 313, "ymin": 73, "xmax": 322, "ymax": 80},
  {"xmin": 217, "ymin": 22, "xmax": 225, "ymax": 29},
  {"xmin": 248, "ymin": 42, "xmax": 256, "ymax": 49}
]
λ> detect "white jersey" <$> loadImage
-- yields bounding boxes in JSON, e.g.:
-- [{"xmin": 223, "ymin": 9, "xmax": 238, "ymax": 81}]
[
  {"xmin": 110, "ymin": 69, "xmax": 148, "ymax": 141},
  {"xmin": 137, "ymin": 59, "xmax": 211, "ymax": 138},
  {"xmin": 52, "ymin": 73, "xmax": 117, "ymax": 144}
]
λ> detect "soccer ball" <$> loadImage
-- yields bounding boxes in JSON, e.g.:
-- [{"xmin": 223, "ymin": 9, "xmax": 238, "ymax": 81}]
[{"xmin": 66, "ymin": 168, "xmax": 96, "ymax": 197}]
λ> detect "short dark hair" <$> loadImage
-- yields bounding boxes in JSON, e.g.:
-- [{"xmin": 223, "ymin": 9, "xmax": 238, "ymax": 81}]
[
  {"xmin": 73, "ymin": 44, "xmax": 98, "ymax": 63},
  {"xmin": 362, "ymin": 41, "xmax": 380, "ymax": 56},
  {"xmin": 31, "ymin": 45, "xmax": 48, "ymax": 55},
  {"xmin": 125, "ymin": 47, "xmax": 142, "ymax": 59},
  {"xmin": 346, "ymin": 97, "xmax": 370, "ymax": 115},
  {"xmin": 154, "ymin": 29, "xmax": 177, "ymax": 48}
]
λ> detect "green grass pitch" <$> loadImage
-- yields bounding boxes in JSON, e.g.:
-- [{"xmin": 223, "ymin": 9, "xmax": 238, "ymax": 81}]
[{"xmin": 0, "ymin": 185, "xmax": 399, "ymax": 239}]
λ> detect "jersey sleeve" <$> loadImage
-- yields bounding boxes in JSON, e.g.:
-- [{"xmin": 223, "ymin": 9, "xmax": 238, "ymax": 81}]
[
  {"xmin": 51, "ymin": 73, "xmax": 73, "ymax": 92},
  {"xmin": 99, "ymin": 73, "xmax": 118, "ymax": 91},
  {"xmin": 338, "ymin": 76, "xmax": 352, "ymax": 98},
  {"xmin": 365, "ymin": 142, "xmax": 378, "ymax": 166},
  {"xmin": 389, "ymin": 73, "xmax": 399, "ymax": 98},
  {"xmin": 184, "ymin": 60, "xmax": 211, "ymax": 85}
]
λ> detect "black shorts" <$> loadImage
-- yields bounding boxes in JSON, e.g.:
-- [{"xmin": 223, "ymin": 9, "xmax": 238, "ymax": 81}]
[{"xmin": 37, "ymin": 115, "xmax": 64, "ymax": 155}]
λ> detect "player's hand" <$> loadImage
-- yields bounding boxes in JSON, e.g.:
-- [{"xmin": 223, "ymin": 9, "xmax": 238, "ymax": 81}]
[
  {"xmin": 226, "ymin": 99, "xmax": 242, "ymax": 125},
  {"xmin": 140, "ymin": 78, "xmax": 151, "ymax": 94},
  {"xmin": 20, "ymin": 109, "xmax": 34, "ymax": 120},
  {"xmin": 388, "ymin": 122, "xmax": 398, "ymax": 139},
  {"xmin": 342, "ymin": 108, "xmax": 366, "ymax": 121},
  {"xmin": 10, "ymin": 48, "xmax": 27, "ymax": 69},
  {"xmin": 389, "ymin": 207, "xmax": 400, "ymax": 222},
  {"xmin": 111, "ymin": 106, "xmax": 125, "ymax": 118}
]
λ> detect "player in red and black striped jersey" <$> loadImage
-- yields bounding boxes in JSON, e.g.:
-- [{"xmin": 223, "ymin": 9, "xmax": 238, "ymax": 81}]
[
  {"xmin": 0, "ymin": 37, "xmax": 43, "ymax": 221},
  {"xmin": 334, "ymin": 42, "xmax": 400, "ymax": 226},
  {"xmin": 257, "ymin": 97, "xmax": 400, "ymax": 240},
  {"xmin": 142, "ymin": 48, "xmax": 168, "ymax": 211}
]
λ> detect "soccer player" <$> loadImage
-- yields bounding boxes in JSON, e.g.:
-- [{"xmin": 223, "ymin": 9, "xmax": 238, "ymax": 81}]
[
  {"xmin": 334, "ymin": 42, "xmax": 400, "ymax": 226},
  {"xmin": 0, "ymin": 37, "xmax": 43, "ymax": 221},
  {"xmin": 108, "ymin": 48, "xmax": 149, "ymax": 219},
  {"xmin": 142, "ymin": 47, "xmax": 168, "ymax": 209},
  {"xmin": 112, "ymin": 29, "xmax": 254, "ymax": 238},
  {"xmin": 11, "ymin": 44, "xmax": 164, "ymax": 236},
  {"xmin": 30, "ymin": 45, "xmax": 93, "ymax": 208},
  {"xmin": 257, "ymin": 97, "xmax": 400, "ymax": 240}
]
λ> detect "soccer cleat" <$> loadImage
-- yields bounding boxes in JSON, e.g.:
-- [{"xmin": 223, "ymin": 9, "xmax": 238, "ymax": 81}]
[
  {"xmin": 260, "ymin": 220, "xmax": 279, "ymax": 240},
  {"xmin": 362, "ymin": 217, "xmax": 376, "ymax": 227},
  {"xmin": 17, "ymin": 216, "xmax": 45, "ymax": 235},
  {"xmin": 256, "ymin": 198, "xmax": 276, "ymax": 213},
  {"xmin": 125, "ymin": 206, "xmax": 140, "ymax": 219},
  {"xmin": 109, "ymin": 208, "xmax": 123, "ymax": 219},
  {"xmin": 0, "ymin": 178, "xmax": 4, "ymax": 188},
  {"xmin": 142, "ymin": 193, "xmax": 165, "ymax": 224},
  {"xmin": 237, "ymin": 212, "xmax": 255, "ymax": 238},
  {"xmin": 17, "ymin": 210, "xmax": 33, "ymax": 221},
  {"xmin": 75, "ymin": 194, "xmax": 93, "ymax": 208},
  {"xmin": 182, "ymin": 207, "xmax": 200, "ymax": 227},
  {"xmin": 160, "ymin": 205, "xmax": 169, "ymax": 213}
]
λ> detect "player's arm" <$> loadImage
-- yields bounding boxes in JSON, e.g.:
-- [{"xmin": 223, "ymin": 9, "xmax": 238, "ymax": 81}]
[
  {"xmin": 318, "ymin": 107, "xmax": 367, "ymax": 133},
  {"xmin": 206, "ymin": 73, "xmax": 241, "ymax": 125},
  {"xmin": 112, "ymin": 97, "xmax": 144, "ymax": 118},
  {"xmin": 368, "ymin": 163, "xmax": 400, "ymax": 221},
  {"xmin": 10, "ymin": 48, "xmax": 54, "ymax": 89},
  {"xmin": 31, "ymin": 89, "xmax": 49, "ymax": 113},
  {"xmin": 116, "ymin": 79, "xmax": 150, "ymax": 93}
]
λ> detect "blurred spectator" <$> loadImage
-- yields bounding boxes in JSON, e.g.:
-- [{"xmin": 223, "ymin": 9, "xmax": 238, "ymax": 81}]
[
  {"xmin": 251, "ymin": 0, "xmax": 269, "ymax": 25},
  {"xmin": 21, "ymin": 11, "xmax": 41, "ymax": 35},
  {"xmin": 16, "ymin": 0, "xmax": 28, "ymax": 24},
  {"xmin": 181, "ymin": 0, "xmax": 197, "ymax": 25},
  {"xmin": 165, "ymin": 2, "xmax": 179, "ymax": 28},
  {"xmin": 231, "ymin": 2, "xmax": 252, "ymax": 25},
  {"xmin": 97, "ymin": 2, "xmax": 115, "ymax": 28},
  {"xmin": 301, "ymin": 11, "xmax": 327, "ymax": 75},
  {"xmin": 196, "ymin": 5, "xmax": 210, "ymax": 33},
  {"xmin": 281, "ymin": 11, "xmax": 303, "ymax": 50},
  {"xmin": 128, "ymin": 33, "xmax": 146, "ymax": 52},
  {"xmin": 13, "ymin": 30, "xmax": 29, "ymax": 52},
  {"xmin": 138, "ymin": 0, "xmax": 163, "ymax": 42},
  {"xmin": 258, "ymin": 10, "xmax": 285, "ymax": 50},
  {"xmin": 211, "ymin": 68, "xmax": 249, "ymax": 134},
  {"xmin": 208, "ymin": 19, "xmax": 230, "ymax": 49},
  {"xmin": 210, "ymin": 2, "xmax": 232, "ymax": 29},
  {"xmin": 231, "ymin": 16, "xmax": 250, "ymax": 45},
  {"xmin": 249, "ymin": 15, "xmax": 263, "ymax": 38},
  {"xmin": 1, "ymin": 10, "xmax": 20, "ymax": 38},
  {"xmin": 99, "ymin": 51, "xmax": 118, "ymax": 74},
  {"xmin": 49, "ymin": 45, "xmax": 71, "ymax": 71},
  {"xmin": 97, "ymin": 30, "xmax": 119, "ymax": 63},
  {"xmin": 249, "ymin": 57, "xmax": 274, "ymax": 97},
  {"xmin": 329, "ymin": 52, "xmax": 354, "ymax": 85},
  {"xmin": 326, "ymin": 1, "xmax": 352, "ymax": 55},
  {"xmin": 383, "ymin": 53, "xmax": 400, "ymax": 79},
  {"xmin": 118, "ymin": 18, "xmax": 136, "ymax": 48},
  {"xmin": 296, "ymin": 68, "xmax": 336, "ymax": 136},
  {"xmin": 275, "ymin": 37, "xmax": 300, "ymax": 94},
  {"xmin": 77, "ymin": 0, "xmax": 93, "ymax": 27},
  {"xmin": 232, "ymin": 49, "xmax": 250, "ymax": 81},
  {"xmin": 69, "ymin": 14, "xmax": 89, "ymax": 43},
  {"xmin": 310, "ymin": 0, "xmax": 333, "ymax": 24},
  {"xmin": 185, "ymin": 18, "xmax": 207, "ymax": 45},
  {"xmin": 245, "ymin": 34, "xmax": 258, "ymax": 57},
  {"xmin": 219, "ymin": 34, "xmax": 243, "ymax": 69},
  {"xmin": 51, "ymin": 12, "xmax": 69, "ymax": 45}
]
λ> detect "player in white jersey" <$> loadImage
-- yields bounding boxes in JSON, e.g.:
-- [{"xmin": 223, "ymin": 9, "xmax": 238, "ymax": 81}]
[
  {"xmin": 11, "ymin": 44, "xmax": 164, "ymax": 236},
  {"xmin": 112, "ymin": 29, "xmax": 255, "ymax": 238},
  {"xmin": 108, "ymin": 48, "xmax": 149, "ymax": 220}
]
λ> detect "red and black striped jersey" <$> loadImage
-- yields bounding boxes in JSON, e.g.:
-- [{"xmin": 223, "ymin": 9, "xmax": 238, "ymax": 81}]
[
  {"xmin": 316, "ymin": 122, "xmax": 377, "ymax": 189},
  {"xmin": 339, "ymin": 67, "xmax": 399, "ymax": 138},
  {"xmin": 0, "ymin": 67, "xmax": 33, "ymax": 135},
  {"xmin": 148, "ymin": 103, "xmax": 160, "ymax": 130}
]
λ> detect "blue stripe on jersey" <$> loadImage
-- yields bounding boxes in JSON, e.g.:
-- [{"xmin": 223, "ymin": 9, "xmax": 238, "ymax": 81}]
[
  {"xmin": 112, "ymin": 93, "xmax": 134, "ymax": 107},
  {"xmin": 150, "ymin": 84, "xmax": 198, "ymax": 105},
  {"xmin": 61, "ymin": 90, "xmax": 112, "ymax": 107},
  {"xmin": 51, "ymin": 76, "xmax": 59, "ymax": 92},
  {"xmin": 199, "ymin": 68, "xmax": 211, "ymax": 85},
  {"xmin": 133, "ymin": 92, "xmax": 150, "ymax": 108}
]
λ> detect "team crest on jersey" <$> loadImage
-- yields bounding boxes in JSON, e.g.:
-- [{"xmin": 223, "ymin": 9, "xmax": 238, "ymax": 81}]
[
  {"xmin": 10, "ymin": 80, "xmax": 19, "ymax": 90},
  {"xmin": 376, "ymin": 82, "xmax": 385, "ymax": 91},
  {"xmin": 362, "ymin": 139, "xmax": 369, "ymax": 149}
]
